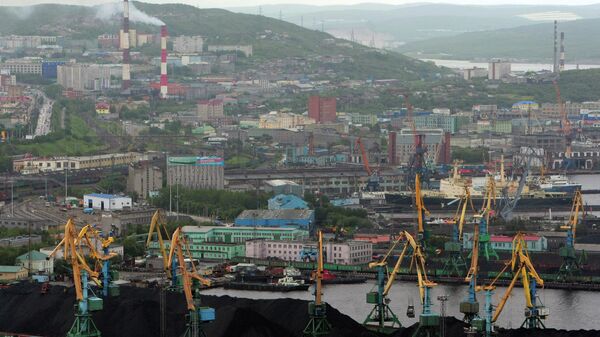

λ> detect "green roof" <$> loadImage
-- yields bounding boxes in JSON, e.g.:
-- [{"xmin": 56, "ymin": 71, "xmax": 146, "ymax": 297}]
[
  {"xmin": 0, "ymin": 265, "xmax": 25, "ymax": 273},
  {"xmin": 16, "ymin": 251, "xmax": 49, "ymax": 262}
]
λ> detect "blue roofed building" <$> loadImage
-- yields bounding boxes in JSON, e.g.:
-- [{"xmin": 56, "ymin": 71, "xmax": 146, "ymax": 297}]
[
  {"xmin": 235, "ymin": 209, "xmax": 314, "ymax": 231},
  {"xmin": 268, "ymin": 194, "xmax": 309, "ymax": 210}
]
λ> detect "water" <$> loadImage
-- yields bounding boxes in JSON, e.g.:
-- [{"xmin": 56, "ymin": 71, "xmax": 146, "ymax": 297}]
[
  {"xmin": 420, "ymin": 58, "xmax": 600, "ymax": 72},
  {"xmin": 570, "ymin": 174, "xmax": 600, "ymax": 207},
  {"xmin": 204, "ymin": 281, "xmax": 600, "ymax": 330}
]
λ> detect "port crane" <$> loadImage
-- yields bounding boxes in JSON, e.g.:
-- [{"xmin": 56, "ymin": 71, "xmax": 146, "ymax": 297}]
[
  {"xmin": 480, "ymin": 232, "xmax": 548, "ymax": 335},
  {"xmin": 414, "ymin": 174, "xmax": 430, "ymax": 248},
  {"xmin": 441, "ymin": 186, "xmax": 471, "ymax": 277},
  {"xmin": 403, "ymin": 93, "xmax": 428, "ymax": 188},
  {"xmin": 558, "ymin": 190, "xmax": 585, "ymax": 280},
  {"xmin": 303, "ymin": 231, "xmax": 332, "ymax": 337},
  {"xmin": 146, "ymin": 209, "xmax": 173, "ymax": 280},
  {"xmin": 355, "ymin": 137, "xmax": 381, "ymax": 191},
  {"xmin": 76, "ymin": 225, "xmax": 118, "ymax": 297},
  {"xmin": 168, "ymin": 227, "xmax": 215, "ymax": 337},
  {"xmin": 47, "ymin": 219, "xmax": 108, "ymax": 337},
  {"xmin": 476, "ymin": 176, "xmax": 499, "ymax": 261}
]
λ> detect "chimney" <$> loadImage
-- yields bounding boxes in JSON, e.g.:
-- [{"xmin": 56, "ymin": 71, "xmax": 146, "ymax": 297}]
[
  {"xmin": 560, "ymin": 32, "xmax": 565, "ymax": 72},
  {"xmin": 388, "ymin": 131, "xmax": 397, "ymax": 166},
  {"xmin": 122, "ymin": 0, "xmax": 131, "ymax": 90},
  {"xmin": 160, "ymin": 25, "xmax": 168, "ymax": 99},
  {"xmin": 553, "ymin": 20, "xmax": 558, "ymax": 74}
]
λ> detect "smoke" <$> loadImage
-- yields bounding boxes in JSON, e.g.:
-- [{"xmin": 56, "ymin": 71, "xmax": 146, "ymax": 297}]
[
  {"xmin": 7, "ymin": 6, "xmax": 35, "ymax": 20},
  {"xmin": 95, "ymin": 1, "xmax": 165, "ymax": 26}
]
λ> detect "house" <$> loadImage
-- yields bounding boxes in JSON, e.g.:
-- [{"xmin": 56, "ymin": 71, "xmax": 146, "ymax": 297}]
[
  {"xmin": 83, "ymin": 193, "xmax": 132, "ymax": 211},
  {"xmin": 0, "ymin": 265, "xmax": 27, "ymax": 280},
  {"xmin": 16, "ymin": 250, "xmax": 54, "ymax": 274}
]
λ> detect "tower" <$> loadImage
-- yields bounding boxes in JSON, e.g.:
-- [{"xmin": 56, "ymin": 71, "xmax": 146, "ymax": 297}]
[
  {"xmin": 122, "ymin": 0, "xmax": 131, "ymax": 90},
  {"xmin": 160, "ymin": 25, "xmax": 168, "ymax": 99},
  {"xmin": 560, "ymin": 32, "xmax": 565, "ymax": 72},
  {"xmin": 553, "ymin": 20, "xmax": 558, "ymax": 74}
]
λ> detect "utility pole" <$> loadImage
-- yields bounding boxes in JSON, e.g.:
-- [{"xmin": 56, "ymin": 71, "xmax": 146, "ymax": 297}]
[
  {"xmin": 28, "ymin": 223, "xmax": 32, "ymax": 277},
  {"xmin": 437, "ymin": 295, "xmax": 448, "ymax": 337},
  {"xmin": 10, "ymin": 180, "xmax": 14, "ymax": 216}
]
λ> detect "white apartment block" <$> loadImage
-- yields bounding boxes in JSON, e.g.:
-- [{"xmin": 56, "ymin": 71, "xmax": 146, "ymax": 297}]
[{"xmin": 173, "ymin": 36, "xmax": 204, "ymax": 54}]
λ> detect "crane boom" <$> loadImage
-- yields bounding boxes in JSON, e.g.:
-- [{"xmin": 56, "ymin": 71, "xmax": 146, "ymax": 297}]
[
  {"xmin": 356, "ymin": 137, "xmax": 372, "ymax": 176},
  {"xmin": 146, "ymin": 209, "xmax": 171, "ymax": 275}
]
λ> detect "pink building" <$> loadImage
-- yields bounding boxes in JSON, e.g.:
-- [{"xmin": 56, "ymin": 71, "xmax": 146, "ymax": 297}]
[
  {"xmin": 245, "ymin": 239, "xmax": 372, "ymax": 265},
  {"xmin": 308, "ymin": 96, "xmax": 336, "ymax": 123}
]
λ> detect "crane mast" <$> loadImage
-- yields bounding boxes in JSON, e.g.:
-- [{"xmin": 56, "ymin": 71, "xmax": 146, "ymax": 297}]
[
  {"xmin": 553, "ymin": 80, "xmax": 574, "ymax": 168},
  {"xmin": 441, "ymin": 185, "xmax": 471, "ymax": 277},
  {"xmin": 167, "ymin": 228, "xmax": 215, "ymax": 337},
  {"xmin": 356, "ymin": 137, "xmax": 381, "ymax": 191},
  {"xmin": 303, "ymin": 231, "xmax": 332, "ymax": 336},
  {"xmin": 558, "ymin": 190, "xmax": 585, "ymax": 280}
]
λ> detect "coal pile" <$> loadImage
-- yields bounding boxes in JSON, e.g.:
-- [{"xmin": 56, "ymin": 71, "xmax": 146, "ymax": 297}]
[{"xmin": 0, "ymin": 282, "xmax": 598, "ymax": 337}]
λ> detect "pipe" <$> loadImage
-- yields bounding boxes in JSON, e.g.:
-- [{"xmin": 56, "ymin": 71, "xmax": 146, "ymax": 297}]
[
  {"xmin": 122, "ymin": 0, "xmax": 131, "ymax": 90},
  {"xmin": 160, "ymin": 25, "xmax": 168, "ymax": 99}
]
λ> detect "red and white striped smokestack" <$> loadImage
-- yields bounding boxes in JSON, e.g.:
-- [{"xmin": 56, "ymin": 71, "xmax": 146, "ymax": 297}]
[
  {"xmin": 160, "ymin": 25, "xmax": 168, "ymax": 99},
  {"xmin": 122, "ymin": 0, "xmax": 131, "ymax": 90},
  {"xmin": 560, "ymin": 32, "xmax": 565, "ymax": 72}
]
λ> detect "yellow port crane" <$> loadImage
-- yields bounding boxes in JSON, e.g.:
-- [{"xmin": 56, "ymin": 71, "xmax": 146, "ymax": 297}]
[
  {"xmin": 558, "ymin": 190, "xmax": 585, "ymax": 280},
  {"xmin": 167, "ymin": 227, "xmax": 215, "ymax": 337},
  {"xmin": 303, "ymin": 230, "xmax": 332, "ymax": 337},
  {"xmin": 481, "ymin": 232, "xmax": 548, "ymax": 335},
  {"xmin": 441, "ymin": 185, "xmax": 472, "ymax": 277},
  {"xmin": 76, "ymin": 225, "xmax": 118, "ymax": 297},
  {"xmin": 146, "ymin": 209, "xmax": 172, "ymax": 279},
  {"xmin": 47, "ymin": 219, "xmax": 108, "ymax": 337},
  {"xmin": 415, "ymin": 174, "xmax": 430, "ymax": 245}
]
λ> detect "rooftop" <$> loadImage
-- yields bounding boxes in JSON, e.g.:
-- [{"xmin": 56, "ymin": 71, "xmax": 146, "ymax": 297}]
[
  {"xmin": 236, "ymin": 209, "xmax": 314, "ymax": 220},
  {"xmin": 16, "ymin": 250, "xmax": 49, "ymax": 261},
  {"xmin": 84, "ymin": 193, "xmax": 130, "ymax": 200},
  {"xmin": 265, "ymin": 179, "xmax": 300, "ymax": 187},
  {"xmin": 0, "ymin": 265, "xmax": 25, "ymax": 273},
  {"xmin": 182, "ymin": 225, "xmax": 306, "ymax": 233}
]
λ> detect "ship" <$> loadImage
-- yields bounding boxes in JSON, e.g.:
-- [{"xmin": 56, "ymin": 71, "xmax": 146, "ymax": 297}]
[
  {"xmin": 384, "ymin": 160, "xmax": 575, "ymax": 211},
  {"xmin": 534, "ymin": 175, "xmax": 582, "ymax": 194}
]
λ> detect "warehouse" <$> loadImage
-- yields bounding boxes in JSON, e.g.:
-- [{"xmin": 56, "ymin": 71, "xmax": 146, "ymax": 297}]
[{"xmin": 83, "ymin": 193, "xmax": 132, "ymax": 211}]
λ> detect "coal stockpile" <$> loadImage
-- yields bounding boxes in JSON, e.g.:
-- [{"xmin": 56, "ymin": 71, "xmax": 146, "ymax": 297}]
[{"xmin": 0, "ymin": 282, "xmax": 598, "ymax": 337}]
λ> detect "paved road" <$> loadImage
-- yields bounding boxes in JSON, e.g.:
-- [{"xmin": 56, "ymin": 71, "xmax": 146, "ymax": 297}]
[{"xmin": 33, "ymin": 90, "xmax": 53, "ymax": 137}]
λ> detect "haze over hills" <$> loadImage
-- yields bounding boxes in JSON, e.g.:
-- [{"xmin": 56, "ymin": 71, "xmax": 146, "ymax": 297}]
[
  {"xmin": 0, "ymin": 1, "xmax": 443, "ymax": 81},
  {"xmin": 397, "ymin": 18, "xmax": 600, "ymax": 63},
  {"xmin": 229, "ymin": 3, "xmax": 600, "ymax": 54}
]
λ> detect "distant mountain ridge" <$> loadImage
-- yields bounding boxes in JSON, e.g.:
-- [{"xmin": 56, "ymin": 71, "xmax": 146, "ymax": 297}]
[{"xmin": 0, "ymin": 1, "xmax": 443, "ymax": 81}]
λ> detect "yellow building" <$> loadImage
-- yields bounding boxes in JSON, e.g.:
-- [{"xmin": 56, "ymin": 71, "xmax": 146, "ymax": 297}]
[
  {"xmin": 259, "ymin": 111, "xmax": 315, "ymax": 129},
  {"xmin": 0, "ymin": 266, "xmax": 27, "ymax": 281}
]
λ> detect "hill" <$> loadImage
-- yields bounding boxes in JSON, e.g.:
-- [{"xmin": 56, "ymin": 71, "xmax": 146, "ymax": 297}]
[
  {"xmin": 230, "ymin": 3, "xmax": 600, "ymax": 45},
  {"xmin": 0, "ymin": 2, "xmax": 442, "ymax": 81},
  {"xmin": 397, "ymin": 18, "xmax": 600, "ymax": 63}
]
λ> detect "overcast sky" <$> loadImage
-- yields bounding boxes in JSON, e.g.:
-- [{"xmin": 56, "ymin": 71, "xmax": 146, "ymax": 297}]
[{"xmin": 2, "ymin": 0, "xmax": 600, "ymax": 7}]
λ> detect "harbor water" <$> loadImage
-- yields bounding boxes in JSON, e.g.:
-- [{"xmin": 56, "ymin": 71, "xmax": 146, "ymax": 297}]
[{"xmin": 204, "ymin": 281, "xmax": 600, "ymax": 330}]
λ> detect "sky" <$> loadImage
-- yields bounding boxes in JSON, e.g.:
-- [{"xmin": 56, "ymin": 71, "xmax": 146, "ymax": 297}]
[{"xmin": 2, "ymin": 0, "xmax": 600, "ymax": 7}]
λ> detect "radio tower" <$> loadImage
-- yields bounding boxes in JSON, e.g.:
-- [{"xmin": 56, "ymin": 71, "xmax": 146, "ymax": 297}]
[
  {"xmin": 122, "ymin": 0, "xmax": 131, "ymax": 90},
  {"xmin": 160, "ymin": 25, "xmax": 168, "ymax": 99}
]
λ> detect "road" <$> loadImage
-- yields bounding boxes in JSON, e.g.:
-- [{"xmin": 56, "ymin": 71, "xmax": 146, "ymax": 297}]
[{"xmin": 33, "ymin": 90, "xmax": 53, "ymax": 137}]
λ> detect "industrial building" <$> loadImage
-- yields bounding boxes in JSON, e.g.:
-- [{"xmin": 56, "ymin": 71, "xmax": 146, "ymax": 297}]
[
  {"xmin": 308, "ymin": 95, "xmax": 337, "ymax": 123},
  {"xmin": 268, "ymin": 194, "xmax": 308, "ymax": 210},
  {"xmin": 394, "ymin": 128, "xmax": 451, "ymax": 165},
  {"xmin": 0, "ymin": 57, "xmax": 42, "ymax": 74},
  {"xmin": 463, "ymin": 233, "xmax": 547, "ymax": 252},
  {"xmin": 207, "ymin": 45, "xmax": 253, "ymax": 57},
  {"xmin": 83, "ymin": 193, "xmax": 133, "ymax": 211},
  {"xmin": 126, "ymin": 161, "xmax": 163, "ymax": 200},
  {"xmin": 197, "ymin": 99, "xmax": 224, "ymax": 122},
  {"xmin": 245, "ymin": 239, "xmax": 372, "ymax": 265},
  {"xmin": 167, "ymin": 156, "xmax": 224, "ymax": 190},
  {"xmin": 182, "ymin": 225, "xmax": 309, "ymax": 243},
  {"xmin": 13, "ymin": 152, "xmax": 143, "ymax": 175},
  {"xmin": 234, "ymin": 209, "xmax": 315, "ymax": 230},
  {"xmin": 264, "ymin": 179, "xmax": 303, "ymax": 197}
]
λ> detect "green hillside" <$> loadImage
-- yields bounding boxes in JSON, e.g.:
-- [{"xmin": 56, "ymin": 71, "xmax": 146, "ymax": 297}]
[
  {"xmin": 397, "ymin": 18, "xmax": 600, "ymax": 63},
  {"xmin": 0, "ymin": 2, "xmax": 443, "ymax": 81}
]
